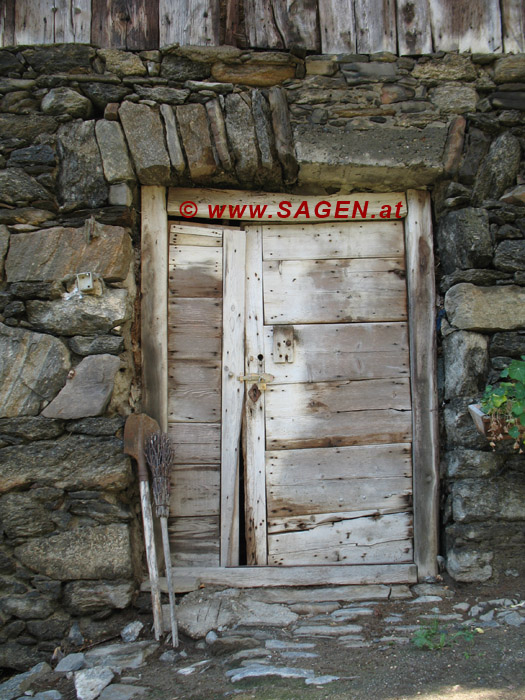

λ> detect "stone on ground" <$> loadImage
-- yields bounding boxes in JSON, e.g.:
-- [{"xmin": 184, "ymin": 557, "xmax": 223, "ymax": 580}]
[
  {"xmin": 74, "ymin": 667, "xmax": 114, "ymax": 700},
  {"xmin": 55, "ymin": 652, "xmax": 86, "ymax": 673}
]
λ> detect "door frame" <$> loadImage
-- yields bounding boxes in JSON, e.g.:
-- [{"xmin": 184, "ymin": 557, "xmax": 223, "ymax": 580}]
[{"xmin": 141, "ymin": 186, "xmax": 438, "ymax": 583}]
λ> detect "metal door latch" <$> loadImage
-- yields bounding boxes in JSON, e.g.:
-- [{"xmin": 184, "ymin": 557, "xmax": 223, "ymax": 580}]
[{"xmin": 238, "ymin": 373, "xmax": 274, "ymax": 391}]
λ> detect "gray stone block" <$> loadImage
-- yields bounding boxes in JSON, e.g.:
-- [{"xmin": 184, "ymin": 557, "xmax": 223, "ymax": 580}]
[
  {"xmin": 445, "ymin": 283, "xmax": 525, "ymax": 332},
  {"xmin": 443, "ymin": 330, "xmax": 488, "ymax": 399},
  {"xmin": 437, "ymin": 208, "xmax": 492, "ymax": 274},
  {"xmin": 119, "ymin": 102, "xmax": 171, "ymax": 185}
]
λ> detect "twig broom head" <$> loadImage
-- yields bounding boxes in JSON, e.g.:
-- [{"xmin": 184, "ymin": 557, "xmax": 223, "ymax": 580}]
[{"xmin": 145, "ymin": 431, "xmax": 173, "ymax": 519}]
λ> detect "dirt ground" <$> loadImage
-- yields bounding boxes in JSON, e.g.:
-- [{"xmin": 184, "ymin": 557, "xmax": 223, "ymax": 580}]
[{"xmin": 27, "ymin": 576, "xmax": 525, "ymax": 700}]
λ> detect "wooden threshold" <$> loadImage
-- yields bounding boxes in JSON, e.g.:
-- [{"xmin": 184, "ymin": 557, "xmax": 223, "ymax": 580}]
[{"xmin": 143, "ymin": 564, "xmax": 417, "ymax": 593}]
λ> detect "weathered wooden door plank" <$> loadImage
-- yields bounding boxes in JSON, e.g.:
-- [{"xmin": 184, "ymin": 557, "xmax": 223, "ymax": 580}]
[
  {"xmin": 318, "ymin": 0, "xmax": 356, "ymax": 53},
  {"xmin": 405, "ymin": 189, "xmax": 439, "ymax": 580},
  {"xmin": 243, "ymin": 226, "xmax": 268, "ymax": 565},
  {"xmin": 268, "ymin": 473, "xmax": 412, "ymax": 518},
  {"xmin": 168, "ymin": 422, "xmax": 221, "ymax": 464},
  {"xmin": 169, "ymin": 246, "xmax": 223, "ymax": 298},
  {"xmin": 430, "ymin": 0, "xmax": 502, "ymax": 53},
  {"xmin": 91, "ymin": 0, "xmax": 159, "ymax": 50},
  {"xmin": 168, "ymin": 360, "xmax": 221, "ymax": 423},
  {"xmin": 263, "ymin": 258, "xmax": 408, "ymax": 325},
  {"xmin": 220, "ymin": 228, "xmax": 246, "ymax": 566},
  {"xmin": 397, "ymin": 0, "xmax": 433, "ymax": 55},
  {"xmin": 168, "ymin": 188, "xmax": 408, "ymax": 222},
  {"xmin": 160, "ymin": 0, "xmax": 220, "ymax": 47},
  {"xmin": 262, "ymin": 220, "xmax": 405, "ymax": 261},
  {"xmin": 354, "ymin": 0, "xmax": 397, "ymax": 53},
  {"xmin": 169, "ymin": 515, "xmax": 220, "ymax": 567},
  {"xmin": 168, "ymin": 298, "xmax": 222, "ymax": 361},
  {"xmin": 141, "ymin": 186, "xmax": 168, "ymax": 431},
  {"xmin": 170, "ymin": 465, "xmax": 220, "ymax": 517},
  {"xmin": 164, "ymin": 563, "xmax": 418, "ymax": 590},
  {"xmin": 263, "ymin": 323, "xmax": 410, "ymax": 384},
  {"xmin": 502, "ymin": 0, "xmax": 525, "ymax": 53},
  {"xmin": 244, "ymin": 0, "xmax": 320, "ymax": 50},
  {"xmin": 268, "ymin": 512, "xmax": 413, "ymax": 565}
]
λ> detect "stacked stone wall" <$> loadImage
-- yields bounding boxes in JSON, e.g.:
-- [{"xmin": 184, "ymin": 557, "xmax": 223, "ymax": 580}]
[{"xmin": 0, "ymin": 42, "xmax": 524, "ymax": 670}]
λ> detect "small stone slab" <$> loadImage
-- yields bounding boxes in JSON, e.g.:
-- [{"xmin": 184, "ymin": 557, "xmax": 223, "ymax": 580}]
[
  {"xmin": 0, "ymin": 324, "xmax": 70, "ymax": 418},
  {"xmin": 98, "ymin": 685, "xmax": 149, "ymax": 700},
  {"xmin": 0, "ymin": 662, "xmax": 51, "ymax": 700},
  {"xmin": 175, "ymin": 103, "xmax": 216, "ymax": 181},
  {"xmin": 23, "ymin": 691, "xmax": 63, "ymax": 700},
  {"xmin": 74, "ymin": 667, "xmax": 114, "ymax": 700},
  {"xmin": 121, "ymin": 621, "xmax": 144, "ymax": 643},
  {"xmin": 55, "ymin": 652, "xmax": 86, "ymax": 672},
  {"xmin": 57, "ymin": 121, "xmax": 107, "ymax": 210},
  {"xmin": 265, "ymin": 640, "xmax": 315, "ymax": 650},
  {"xmin": 409, "ymin": 595, "xmax": 443, "ymax": 604},
  {"xmin": 445, "ymin": 284, "xmax": 525, "ymax": 332},
  {"xmin": 42, "ymin": 354, "xmax": 120, "ymax": 420},
  {"xmin": 226, "ymin": 664, "xmax": 314, "ymax": 682},
  {"xmin": 6, "ymin": 225, "xmax": 132, "ymax": 283},
  {"xmin": 293, "ymin": 624, "xmax": 363, "ymax": 637},
  {"xmin": 119, "ymin": 102, "xmax": 171, "ymax": 185},
  {"xmin": 95, "ymin": 121, "xmax": 135, "ymax": 184},
  {"xmin": 84, "ymin": 641, "xmax": 159, "ymax": 671}
]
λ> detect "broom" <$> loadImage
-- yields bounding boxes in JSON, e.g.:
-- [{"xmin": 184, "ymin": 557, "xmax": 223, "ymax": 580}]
[{"xmin": 145, "ymin": 431, "xmax": 179, "ymax": 647}]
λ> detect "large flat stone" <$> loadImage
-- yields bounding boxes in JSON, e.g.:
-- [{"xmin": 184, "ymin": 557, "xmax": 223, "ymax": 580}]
[
  {"xmin": 436, "ymin": 208, "xmax": 492, "ymax": 274},
  {"xmin": 0, "ymin": 416, "xmax": 64, "ymax": 441},
  {"xmin": 41, "ymin": 87, "xmax": 92, "ymax": 118},
  {"xmin": 446, "ymin": 548, "xmax": 493, "ymax": 583},
  {"xmin": 443, "ymin": 331, "xmax": 488, "ymax": 399},
  {"xmin": 95, "ymin": 121, "xmax": 135, "ymax": 184},
  {"xmin": 119, "ymin": 102, "xmax": 171, "ymax": 185},
  {"xmin": 27, "ymin": 287, "xmax": 129, "ymax": 336},
  {"xmin": 42, "ymin": 354, "xmax": 120, "ymax": 419},
  {"xmin": 57, "ymin": 120, "xmax": 108, "ymax": 209},
  {"xmin": 452, "ymin": 476, "xmax": 525, "ymax": 523},
  {"xmin": 84, "ymin": 641, "xmax": 159, "ymax": 670},
  {"xmin": 412, "ymin": 54, "xmax": 477, "ymax": 82},
  {"xmin": 64, "ymin": 581, "xmax": 135, "ymax": 614},
  {"xmin": 15, "ymin": 524, "xmax": 133, "ymax": 580},
  {"xmin": 75, "ymin": 667, "xmax": 114, "ymax": 700},
  {"xmin": 211, "ymin": 62, "xmax": 295, "ymax": 86},
  {"xmin": 0, "ymin": 661, "xmax": 51, "ymax": 696},
  {"xmin": 494, "ymin": 240, "xmax": 525, "ymax": 272},
  {"xmin": 445, "ymin": 283, "xmax": 525, "ymax": 331},
  {"xmin": 445, "ymin": 449, "xmax": 506, "ymax": 479},
  {"xmin": 0, "ymin": 168, "xmax": 49, "ymax": 206},
  {"xmin": 489, "ymin": 332, "xmax": 525, "ymax": 358},
  {"xmin": 23, "ymin": 45, "xmax": 95, "ymax": 74},
  {"xmin": 224, "ymin": 94, "xmax": 259, "ymax": 184},
  {"xmin": 472, "ymin": 133, "xmax": 521, "ymax": 206},
  {"xmin": 293, "ymin": 123, "xmax": 448, "ymax": 189},
  {"xmin": 0, "ymin": 323, "xmax": 70, "ymax": 417},
  {"xmin": 98, "ymin": 50, "xmax": 146, "ymax": 77},
  {"xmin": 0, "ymin": 490, "xmax": 57, "ymax": 540},
  {"xmin": 0, "ymin": 114, "xmax": 57, "ymax": 143},
  {"xmin": 251, "ymin": 90, "xmax": 281, "ymax": 187},
  {"xmin": 176, "ymin": 103, "xmax": 216, "ymax": 181},
  {"xmin": 494, "ymin": 55, "xmax": 525, "ymax": 83},
  {"xmin": 0, "ymin": 435, "xmax": 132, "ymax": 494},
  {"xmin": 6, "ymin": 225, "xmax": 132, "ymax": 283}
]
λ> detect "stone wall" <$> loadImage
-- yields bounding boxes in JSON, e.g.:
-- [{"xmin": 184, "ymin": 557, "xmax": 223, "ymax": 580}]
[{"xmin": 0, "ymin": 42, "xmax": 524, "ymax": 670}]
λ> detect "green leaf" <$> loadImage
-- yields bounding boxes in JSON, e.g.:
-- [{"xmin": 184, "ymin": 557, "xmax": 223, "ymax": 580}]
[
  {"xmin": 508, "ymin": 425, "xmax": 519, "ymax": 439},
  {"xmin": 520, "ymin": 414, "xmax": 525, "ymax": 427},
  {"xmin": 511, "ymin": 404, "xmax": 524, "ymax": 416}
]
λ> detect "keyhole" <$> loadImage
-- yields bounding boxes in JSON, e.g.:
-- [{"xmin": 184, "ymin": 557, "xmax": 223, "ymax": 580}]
[{"xmin": 257, "ymin": 354, "xmax": 264, "ymax": 361}]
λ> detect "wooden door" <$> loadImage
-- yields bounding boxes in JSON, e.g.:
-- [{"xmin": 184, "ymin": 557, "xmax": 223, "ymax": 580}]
[
  {"xmin": 156, "ymin": 188, "xmax": 437, "ymax": 585},
  {"xmin": 243, "ymin": 220, "xmax": 414, "ymax": 568}
]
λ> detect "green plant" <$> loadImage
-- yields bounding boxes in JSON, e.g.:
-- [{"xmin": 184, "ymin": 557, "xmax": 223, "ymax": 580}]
[
  {"xmin": 481, "ymin": 355, "xmax": 525, "ymax": 451},
  {"xmin": 412, "ymin": 619, "xmax": 475, "ymax": 651}
]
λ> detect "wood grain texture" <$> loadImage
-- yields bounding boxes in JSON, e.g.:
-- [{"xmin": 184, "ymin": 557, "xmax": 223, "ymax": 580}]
[
  {"xmin": 268, "ymin": 512, "xmax": 413, "ymax": 565},
  {"xmin": 169, "ymin": 245, "xmax": 222, "ymax": 298},
  {"xmin": 265, "ymin": 378, "xmax": 412, "ymax": 449},
  {"xmin": 397, "ymin": 0, "xmax": 433, "ymax": 54},
  {"xmin": 405, "ymin": 189, "xmax": 439, "ymax": 580},
  {"xmin": 54, "ymin": 0, "xmax": 91, "ymax": 43},
  {"xmin": 355, "ymin": 0, "xmax": 397, "ymax": 53},
  {"xmin": 168, "ymin": 188, "xmax": 408, "ymax": 221},
  {"xmin": 170, "ymin": 465, "xmax": 220, "ymax": 517},
  {"xmin": 267, "ymin": 474, "xmax": 412, "ymax": 517},
  {"xmin": 168, "ymin": 422, "xmax": 221, "ymax": 464},
  {"xmin": 141, "ymin": 187, "xmax": 168, "ymax": 431},
  {"xmin": 264, "ymin": 323, "xmax": 410, "ymax": 384},
  {"xmin": 243, "ymin": 226, "xmax": 268, "ymax": 565},
  {"xmin": 262, "ymin": 220, "xmax": 404, "ymax": 261},
  {"xmin": 160, "ymin": 0, "xmax": 220, "ymax": 47},
  {"xmin": 91, "ymin": 0, "xmax": 159, "ymax": 49},
  {"xmin": 169, "ymin": 516, "xmax": 220, "ymax": 567},
  {"xmin": 268, "ymin": 507, "xmax": 412, "ymax": 534},
  {"xmin": 430, "ymin": 0, "xmax": 502, "ymax": 53},
  {"xmin": 14, "ymin": 0, "xmax": 54, "ymax": 44},
  {"xmin": 164, "ymin": 564, "xmax": 418, "ymax": 588},
  {"xmin": 244, "ymin": 0, "xmax": 320, "ymax": 50},
  {"xmin": 0, "ymin": 0, "xmax": 15, "ymax": 46},
  {"xmin": 168, "ymin": 360, "xmax": 221, "ymax": 423},
  {"xmin": 263, "ymin": 258, "xmax": 408, "ymax": 325},
  {"xmin": 140, "ymin": 482, "xmax": 164, "ymax": 640},
  {"xmin": 168, "ymin": 297, "xmax": 222, "ymax": 361},
  {"xmin": 220, "ymin": 228, "xmax": 246, "ymax": 566},
  {"xmin": 502, "ymin": 0, "xmax": 525, "ymax": 52},
  {"xmin": 319, "ymin": 0, "xmax": 356, "ymax": 53}
]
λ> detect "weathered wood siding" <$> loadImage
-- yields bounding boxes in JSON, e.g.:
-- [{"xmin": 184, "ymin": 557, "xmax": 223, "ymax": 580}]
[{"xmin": 1, "ymin": 0, "xmax": 521, "ymax": 53}]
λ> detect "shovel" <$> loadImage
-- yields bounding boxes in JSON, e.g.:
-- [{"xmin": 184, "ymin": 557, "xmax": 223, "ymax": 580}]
[{"xmin": 124, "ymin": 413, "xmax": 164, "ymax": 641}]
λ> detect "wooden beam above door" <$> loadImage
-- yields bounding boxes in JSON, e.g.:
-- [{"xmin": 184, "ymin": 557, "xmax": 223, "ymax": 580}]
[{"xmin": 168, "ymin": 188, "xmax": 407, "ymax": 222}]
